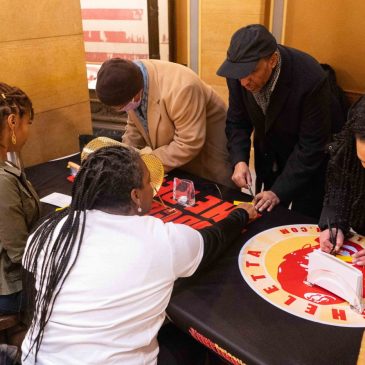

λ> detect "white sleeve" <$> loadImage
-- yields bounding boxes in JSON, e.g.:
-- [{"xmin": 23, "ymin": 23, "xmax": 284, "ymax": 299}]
[{"xmin": 165, "ymin": 222, "xmax": 204, "ymax": 279}]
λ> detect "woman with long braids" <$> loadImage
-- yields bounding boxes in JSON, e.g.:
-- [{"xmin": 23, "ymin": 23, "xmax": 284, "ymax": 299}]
[
  {"xmin": 22, "ymin": 144, "xmax": 256, "ymax": 364},
  {"xmin": 0, "ymin": 82, "xmax": 39, "ymax": 316},
  {"xmin": 319, "ymin": 95, "xmax": 365, "ymax": 263}
]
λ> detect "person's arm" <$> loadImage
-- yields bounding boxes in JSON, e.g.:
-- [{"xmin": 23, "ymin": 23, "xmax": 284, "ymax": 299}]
[
  {"xmin": 318, "ymin": 164, "xmax": 347, "ymax": 253},
  {"xmin": 271, "ymin": 78, "xmax": 331, "ymax": 203},
  {"xmin": 196, "ymin": 208, "xmax": 249, "ymax": 273},
  {"xmin": 225, "ymin": 78, "xmax": 254, "ymax": 188},
  {"xmin": 151, "ymin": 84, "xmax": 207, "ymax": 172},
  {"xmin": 319, "ymin": 200, "xmax": 345, "ymax": 254},
  {"xmin": 168, "ymin": 204, "xmax": 255, "ymax": 279},
  {"xmin": 318, "ymin": 205, "xmax": 341, "ymax": 232},
  {"xmin": 122, "ymin": 116, "xmax": 147, "ymax": 149},
  {"xmin": 0, "ymin": 174, "xmax": 31, "ymax": 263},
  {"xmin": 318, "ymin": 162, "xmax": 349, "ymax": 234},
  {"xmin": 225, "ymin": 78, "xmax": 253, "ymax": 166}
]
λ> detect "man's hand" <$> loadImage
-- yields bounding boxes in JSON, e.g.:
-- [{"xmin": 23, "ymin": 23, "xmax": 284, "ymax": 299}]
[
  {"xmin": 235, "ymin": 202, "xmax": 259, "ymax": 221},
  {"xmin": 319, "ymin": 228, "xmax": 344, "ymax": 254},
  {"xmin": 232, "ymin": 162, "xmax": 252, "ymax": 188},
  {"xmin": 253, "ymin": 190, "xmax": 280, "ymax": 213}
]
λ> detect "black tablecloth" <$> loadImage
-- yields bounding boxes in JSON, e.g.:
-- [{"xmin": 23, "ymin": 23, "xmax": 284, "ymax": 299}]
[
  {"xmin": 25, "ymin": 156, "xmax": 363, "ymax": 365},
  {"xmin": 25, "ymin": 154, "xmax": 80, "ymax": 216},
  {"xmin": 168, "ymin": 205, "xmax": 364, "ymax": 365}
]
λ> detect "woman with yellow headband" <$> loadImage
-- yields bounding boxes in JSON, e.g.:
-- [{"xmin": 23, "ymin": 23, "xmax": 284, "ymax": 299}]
[{"xmin": 22, "ymin": 144, "xmax": 256, "ymax": 365}]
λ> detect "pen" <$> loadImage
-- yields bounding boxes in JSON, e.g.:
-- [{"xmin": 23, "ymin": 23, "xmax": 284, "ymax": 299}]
[
  {"xmin": 247, "ymin": 184, "xmax": 254, "ymax": 197},
  {"xmin": 327, "ymin": 218, "xmax": 338, "ymax": 254}
]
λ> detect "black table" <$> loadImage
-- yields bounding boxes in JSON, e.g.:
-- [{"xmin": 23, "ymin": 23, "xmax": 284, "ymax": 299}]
[
  {"xmin": 168, "ymin": 207, "xmax": 365, "ymax": 365},
  {"xmin": 25, "ymin": 154, "xmax": 80, "ymax": 216},
  {"xmin": 25, "ymin": 156, "xmax": 364, "ymax": 365}
]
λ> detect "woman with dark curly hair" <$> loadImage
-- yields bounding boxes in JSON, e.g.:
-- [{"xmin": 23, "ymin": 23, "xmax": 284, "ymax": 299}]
[
  {"xmin": 0, "ymin": 82, "xmax": 39, "ymax": 315},
  {"xmin": 319, "ymin": 95, "xmax": 365, "ymax": 263}
]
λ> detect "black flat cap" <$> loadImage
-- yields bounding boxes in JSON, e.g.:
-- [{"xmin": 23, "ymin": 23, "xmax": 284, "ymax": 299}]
[
  {"xmin": 96, "ymin": 58, "xmax": 143, "ymax": 106},
  {"xmin": 217, "ymin": 24, "xmax": 277, "ymax": 79}
]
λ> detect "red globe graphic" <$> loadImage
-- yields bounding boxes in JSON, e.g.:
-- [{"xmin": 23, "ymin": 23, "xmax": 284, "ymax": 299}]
[{"xmin": 277, "ymin": 240, "xmax": 365, "ymax": 305}]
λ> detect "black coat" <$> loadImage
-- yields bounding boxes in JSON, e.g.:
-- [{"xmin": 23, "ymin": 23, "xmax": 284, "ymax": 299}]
[{"xmin": 225, "ymin": 45, "xmax": 332, "ymax": 204}]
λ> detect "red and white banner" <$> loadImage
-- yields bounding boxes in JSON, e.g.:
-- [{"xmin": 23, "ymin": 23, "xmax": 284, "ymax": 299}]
[{"xmin": 80, "ymin": 0, "xmax": 169, "ymax": 89}]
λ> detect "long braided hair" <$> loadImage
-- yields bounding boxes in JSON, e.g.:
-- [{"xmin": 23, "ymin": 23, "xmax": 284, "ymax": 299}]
[
  {"xmin": 0, "ymin": 82, "xmax": 34, "ymax": 125},
  {"xmin": 23, "ymin": 146, "xmax": 144, "ymax": 361},
  {"xmin": 323, "ymin": 95, "xmax": 365, "ymax": 234}
]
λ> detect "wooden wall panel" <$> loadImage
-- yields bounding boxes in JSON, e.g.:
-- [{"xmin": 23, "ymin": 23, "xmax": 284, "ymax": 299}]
[
  {"xmin": 175, "ymin": 0, "xmax": 188, "ymax": 65},
  {"xmin": 1, "ymin": 36, "xmax": 89, "ymax": 113},
  {"xmin": 1, "ymin": 0, "xmax": 92, "ymax": 167},
  {"xmin": 0, "ymin": 0, "xmax": 82, "ymax": 41},
  {"xmin": 22, "ymin": 102, "xmax": 92, "ymax": 167},
  {"xmin": 284, "ymin": 0, "xmax": 365, "ymax": 93},
  {"xmin": 200, "ymin": 0, "xmax": 268, "ymax": 102}
]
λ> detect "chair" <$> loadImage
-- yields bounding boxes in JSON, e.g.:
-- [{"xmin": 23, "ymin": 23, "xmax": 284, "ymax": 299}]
[
  {"xmin": 0, "ymin": 314, "xmax": 19, "ymax": 342},
  {"xmin": 0, "ymin": 314, "xmax": 24, "ymax": 364}
]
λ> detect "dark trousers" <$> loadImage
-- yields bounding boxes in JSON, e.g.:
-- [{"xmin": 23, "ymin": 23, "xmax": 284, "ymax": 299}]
[
  {"xmin": 157, "ymin": 323, "xmax": 208, "ymax": 365},
  {"xmin": 0, "ymin": 291, "xmax": 23, "ymax": 315}
]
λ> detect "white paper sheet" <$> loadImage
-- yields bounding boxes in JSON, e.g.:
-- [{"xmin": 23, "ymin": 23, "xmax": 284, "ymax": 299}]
[{"xmin": 40, "ymin": 193, "xmax": 72, "ymax": 208}]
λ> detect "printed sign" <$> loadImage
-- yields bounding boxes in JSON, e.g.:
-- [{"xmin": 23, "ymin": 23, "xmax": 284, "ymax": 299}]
[
  {"xmin": 238, "ymin": 224, "xmax": 365, "ymax": 327},
  {"xmin": 150, "ymin": 178, "xmax": 235, "ymax": 229}
]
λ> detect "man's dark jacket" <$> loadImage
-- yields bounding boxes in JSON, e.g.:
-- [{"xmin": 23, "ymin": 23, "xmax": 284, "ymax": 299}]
[{"xmin": 225, "ymin": 45, "xmax": 332, "ymax": 205}]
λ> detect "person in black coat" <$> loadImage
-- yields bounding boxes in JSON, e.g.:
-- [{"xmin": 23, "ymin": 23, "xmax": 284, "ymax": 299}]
[
  {"xmin": 319, "ymin": 95, "xmax": 365, "ymax": 263},
  {"xmin": 217, "ymin": 24, "xmax": 342, "ymax": 218}
]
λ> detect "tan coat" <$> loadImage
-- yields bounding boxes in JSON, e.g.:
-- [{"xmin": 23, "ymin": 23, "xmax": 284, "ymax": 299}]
[{"xmin": 122, "ymin": 60, "xmax": 234, "ymax": 188}]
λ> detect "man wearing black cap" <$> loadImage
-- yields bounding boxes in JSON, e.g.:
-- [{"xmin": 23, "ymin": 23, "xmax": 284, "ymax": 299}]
[
  {"xmin": 95, "ymin": 58, "xmax": 233, "ymax": 188},
  {"xmin": 217, "ymin": 24, "xmax": 334, "ymax": 218}
]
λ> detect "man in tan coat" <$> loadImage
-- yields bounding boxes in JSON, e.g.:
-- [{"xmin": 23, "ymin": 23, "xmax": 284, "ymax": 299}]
[{"xmin": 95, "ymin": 58, "xmax": 234, "ymax": 188}]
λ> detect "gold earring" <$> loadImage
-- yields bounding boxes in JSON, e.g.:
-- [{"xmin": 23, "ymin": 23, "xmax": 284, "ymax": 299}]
[{"xmin": 11, "ymin": 130, "xmax": 16, "ymax": 145}]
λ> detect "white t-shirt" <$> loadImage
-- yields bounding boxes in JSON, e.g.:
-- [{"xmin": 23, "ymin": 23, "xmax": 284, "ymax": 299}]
[{"xmin": 22, "ymin": 210, "xmax": 204, "ymax": 365}]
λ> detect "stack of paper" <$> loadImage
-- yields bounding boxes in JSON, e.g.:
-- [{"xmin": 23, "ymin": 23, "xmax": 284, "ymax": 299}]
[{"xmin": 307, "ymin": 249, "xmax": 363, "ymax": 312}]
